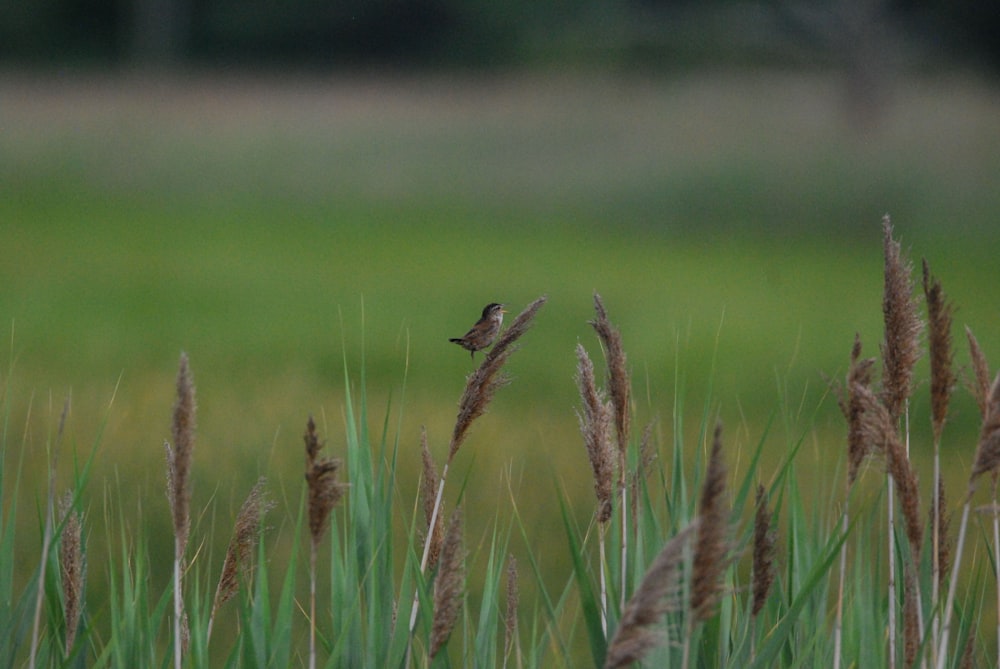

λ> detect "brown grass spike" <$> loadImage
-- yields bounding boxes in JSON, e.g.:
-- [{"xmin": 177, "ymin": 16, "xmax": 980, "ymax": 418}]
[
  {"xmin": 167, "ymin": 352, "xmax": 196, "ymax": 559},
  {"xmin": 430, "ymin": 507, "xmax": 466, "ymax": 659},
  {"xmin": 965, "ymin": 326, "xmax": 991, "ymax": 419},
  {"xmin": 934, "ymin": 478, "xmax": 951, "ymax": 595},
  {"xmin": 420, "ymin": 428, "xmax": 445, "ymax": 570},
  {"xmin": 589, "ymin": 293, "xmax": 631, "ymax": 453},
  {"xmin": 837, "ymin": 334, "xmax": 877, "ymax": 486},
  {"xmin": 449, "ymin": 296, "xmax": 547, "ymax": 463},
  {"xmin": 211, "ymin": 478, "xmax": 273, "ymax": 625},
  {"xmin": 751, "ymin": 484, "xmax": 776, "ymax": 617},
  {"xmin": 691, "ymin": 421, "xmax": 731, "ymax": 623},
  {"xmin": 575, "ymin": 343, "xmax": 614, "ymax": 524},
  {"xmin": 970, "ymin": 373, "xmax": 1000, "ymax": 485},
  {"xmin": 923, "ymin": 259, "xmax": 955, "ymax": 440},
  {"xmin": 58, "ymin": 491, "xmax": 84, "ymax": 657},
  {"xmin": 304, "ymin": 416, "xmax": 346, "ymax": 548},
  {"xmin": 880, "ymin": 215, "xmax": 924, "ymax": 423},
  {"xmin": 604, "ymin": 523, "xmax": 697, "ymax": 669}
]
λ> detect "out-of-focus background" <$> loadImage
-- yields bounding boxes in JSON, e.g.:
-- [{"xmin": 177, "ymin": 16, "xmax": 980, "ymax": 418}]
[{"xmin": 2, "ymin": 0, "xmax": 1000, "ymax": 660}]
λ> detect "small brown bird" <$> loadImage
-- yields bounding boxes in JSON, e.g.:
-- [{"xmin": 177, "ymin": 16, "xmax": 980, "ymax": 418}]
[{"xmin": 449, "ymin": 303, "xmax": 506, "ymax": 358}]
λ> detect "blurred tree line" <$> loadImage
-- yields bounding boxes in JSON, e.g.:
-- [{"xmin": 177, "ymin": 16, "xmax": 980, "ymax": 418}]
[{"xmin": 1, "ymin": 0, "xmax": 998, "ymax": 72}]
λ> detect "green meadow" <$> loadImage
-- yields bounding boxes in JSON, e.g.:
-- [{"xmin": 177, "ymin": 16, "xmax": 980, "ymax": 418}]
[{"xmin": 2, "ymin": 70, "xmax": 1000, "ymax": 665}]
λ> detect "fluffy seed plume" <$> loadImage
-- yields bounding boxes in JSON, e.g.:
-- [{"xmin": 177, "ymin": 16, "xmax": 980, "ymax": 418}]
[
  {"xmin": 604, "ymin": 522, "xmax": 697, "ymax": 668},
  {"xmin": 969, "ymin": 373, "xmax": 1000, "ymax": 485},
  {"xmin": 965, "ymin": 326, "xmax": 991, "ymax": 419},
  {"xmin": 751, "ymin": 484, "xmax": 776, "ymax": 617},
  {"xmin": 837, "ymin": 334, "xmax": 878, "ymax": 485},
  {"xmin": 504, "ymin": 555, "xmax": 519, "ymax": 667},
  {"xmin": 589, "ymin": 293, "xmax": 631, "ymax": 453},
  {"xmin": 691, "ymin": 422, "xmax": 731, "ymax": 623},
  {"xmin": 211, "ymin": 478, "xmax": 273, "ymax": 621},
  {"xmin": 304, "ymin": 416, "xmax": 346, "ymax": 547},
  {"xmin": 449, "ymin": 296, "xmax": 547, "ymax": 463},
  {"xmin": 429, "ymin": 507, "xmax": 466, "ymax": 659},
  {"xmin": 59, "ymin": 492, "xmax": 84, "ymax": 657},
  {"xmin": 420, "ymin": 428, "xmax": 444, "ymax": 570},
  {"xmin": 880, "ymin": 215, "xmax": 924, "ymax": 423},
  {"xmin": 923, "ymin": 259, "xmax": 955, "ymax": 441},
  {"xmin": 853, "ymin": 382, "xmax": 923, "ymax": 552},
  {"xmin": 166, "ymin": 352, "xmax": 196, "ymax": 559},
  {"xmin": 575, "ymin": 343, "xmax": 615, "ymax": 524}
]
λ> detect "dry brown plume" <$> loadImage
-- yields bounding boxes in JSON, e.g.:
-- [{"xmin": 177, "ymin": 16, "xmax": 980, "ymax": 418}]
[
  {"xmin": 751, "ymin": 484, "xmax": 776, "ymax": 617},
  {"xmin": 575, "ymin": 343, "xmax": 615, "ymax": 524},
  {"xmin": 880, "ymin": 216, "xmax": 924, "ymax": 423},
  {"xmin": 691, "ymin": 422, "xmax": 731, "ymax": 623},
  {"xmin": 923, "ymin": 259, "xmax": 955, "ymax": 440},
  {"xmin": 589, "ymin": 293, "xmax": 631, "ymax": 453},
  {"xmin": 166, "ymin": 352, "xmax": 196, "ymax": 559},
  {"xmin": 429, "ymin": 507, "xmax": 466, "ymax": 659},
  {"xmin": 852, "ymin": 381, "xmax": 924, "ymax": 553},
  {"xmin": 304, "ymin": 416, "xmax": 346, "ymax": 547},
  {"xmin": 603, "ymin": 523, "xmax": 697, "ymax": 669},
  {"xmin": 211, "ymin": 478, "xmax": 273, "ymax": 620},
  {"xmin": 420, "ymin": 428, "xmax": 444, "ymax": 570},
  {"xmin": 58, "ymin": 492, "xmax": 84, "ymax": 657},
  {"xmin": 449, "ymin": 296, "xmax": 547, "ymax": 463},
  {"xmin": 504, "ymin": 555, "xmax": 519, "ymax": 667},
  {"xmin": 965, "ymin": 326, "xmax": 991, "ymax": 419},
  {"xmin": 970, "ymin": 372, "xmax": 1000, "ymax": 485},
  {"xmin": 837, "ymin": 334, "xmax": 878, "ymax": 485}
]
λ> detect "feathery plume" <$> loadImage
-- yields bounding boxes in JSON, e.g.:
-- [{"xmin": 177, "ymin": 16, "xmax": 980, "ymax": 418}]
[
  {"xmin": 429, "ymin": 508, "xmax": 466, "ymax": 659},
  {"xmin": 970, "ymin": 373, "xmax": 1000, "ymax": 484},
  {"xmin": 604, "ymin": 523, "xmax": 697, "ymax": 669},
  {"xmin": 854, "ymin": 382, "xmax": 923, "ymax": 552},
  {"xmin": 167, "ymin": 352, "xmax": 196, "ymax": 559},
  {"xmin": 304, "ymin": 416, "xmax": 346, "ymax": 547},
  {"xmin": 210, "ymin": 478, "xmax": 272, "ymax": 631},
  {"xmin": 966, "ymin": 326, "xmax": 991, "ymax": 419},
  {"xmin": 837, "ymin": 334, "xmax": 878, "ymax": 485},
  {"xmin": 923, "ymin": 259, "xmax": 955, "ymax": 440},
  {"xmin": 751, "ymin": 484, "xmax": 776, "ymax": 617},
  {"xmin": 450, "ymin": 296, "xmax": 547, "ymax": 463},
  {"xmin": 880, "ymin": 215, "xmax": 924, "ymax": 423},
  {"xmin": 575, "ymin": 343, "xmax": 615, "ymax": 524},
  {"xmin": 420, "ymin": 428, "xmax": 445, "ymax": 570},
  {"xmin": 59, "ymin": 492, "xmax": 84, "ymax": 657},
  {"xmin": 589, "ymin": 293, "xmax": 631, "ymax": 452},
  {"xmin": 958, "ymin": 620, "xmax": 977, "ymax": 669},
  {"xmin": 504, "ymin": 556, "xmax": 519, "ymax": 668},
  {"xmin": 691, "ymin": 422, "xmax": 731, "ymax": 623}
]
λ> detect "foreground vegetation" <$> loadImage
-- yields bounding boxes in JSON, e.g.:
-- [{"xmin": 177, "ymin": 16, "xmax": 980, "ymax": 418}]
[{"xmin": 3, "ymin": 217, "xmax": 1000, "ymax": 667}]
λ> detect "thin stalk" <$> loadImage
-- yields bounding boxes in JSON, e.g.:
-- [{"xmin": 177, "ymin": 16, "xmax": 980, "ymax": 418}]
[
  {"xmin": 931, "ymin": 442, "xmax": 941, "ymax": 661},
  {"xmin": 887, "ymin": 474, "xmax": 897, "ymax": 669},
  {"xmin": 173, "ymin": 556, "xmax": 183, "ymax": 669},
  {"xmin": 936, "ymin": 496, "xmax": 972, "ymax": 669},
  {"xmin": 833, "ymin": 501, "xmax": 849, "ymax": 669},
  {"xmin": 309, "ymin": 545, "xmax": 318, "ymax": 669}
]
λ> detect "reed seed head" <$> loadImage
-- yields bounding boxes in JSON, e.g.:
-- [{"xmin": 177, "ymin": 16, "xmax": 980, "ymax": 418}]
[
  {"xmin": 751, "ymin": 484, "xmax": 776, "ymax": 617},
  {"xmin": 934, "ymin": 478, "xmax": 951, "ymax": 596},
  {"xmin": 167, "ymin": 352, "xmax": 196, "ymax": 559},
  {"xmin": 589, "ymin": 293, "xmax": 631, "ymax": 454},
  {"xmin": 449, "ymin": 296, "xmax": 547, "ymax": 463},
  {"xmin": 838, "ymin": 334, "xmax": 878, "ymax": 486},
  {"xmin": 604, "ymin": 522, "xmax": 696, "ymax": 668},
  {"xmin": 923, "ymin": 258, "xmax": 955, "ymax": 441},
  {"xmin": 504, "ymin": 555, "xmax": 519, "ymax": 664},
  {"xmin": 880, "ymin": 215, "xmax": 924, "ymax": 423},
  {"xmin": 304, "ymin": 416, "xmax": 346, "ymax": 548},
  {"xmin": 59, "ymin": 491, "xmax": 84, "ymax": 657},
  {"xmin": 575, "ymin": 343, "xmax": 615, "ymax": 524},
  {"xmin": 430, "ymin": 507, "xmax": 465, "ymax": 659},
  {"xmin": 965, "ymin": 326, "xmax": 991, "ymax": 419},
  {"xmin": 212, "ymin": 478, "xmax": 273, "ymax": 617},
  {"xmin": 420, "ymin": 428, "xmax": 445, "ymax": 570},
  {"xmin": 691, "ymin": 421, "xmax": 731, "ymax": 623},
  {"xmin": 970, "ymin": 372, "xmax": 1000, "ymax": 485}
]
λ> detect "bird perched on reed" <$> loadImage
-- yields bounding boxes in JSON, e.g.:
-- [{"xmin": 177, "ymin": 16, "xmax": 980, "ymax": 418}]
[{"xmin": 449, "ymin": 303, "xmax": 506, "ymax": 358}]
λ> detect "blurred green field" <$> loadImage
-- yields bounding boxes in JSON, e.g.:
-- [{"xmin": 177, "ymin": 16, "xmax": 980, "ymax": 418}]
[{"xmin": 3, "ymin": 71, "xmax": 1000, "ymax": 654}]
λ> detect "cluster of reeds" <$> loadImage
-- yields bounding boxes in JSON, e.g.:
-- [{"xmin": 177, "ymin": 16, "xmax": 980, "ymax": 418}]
[{"xmin": 8, "ymin": 222, "xmax": 1000, "ymax": 667}]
